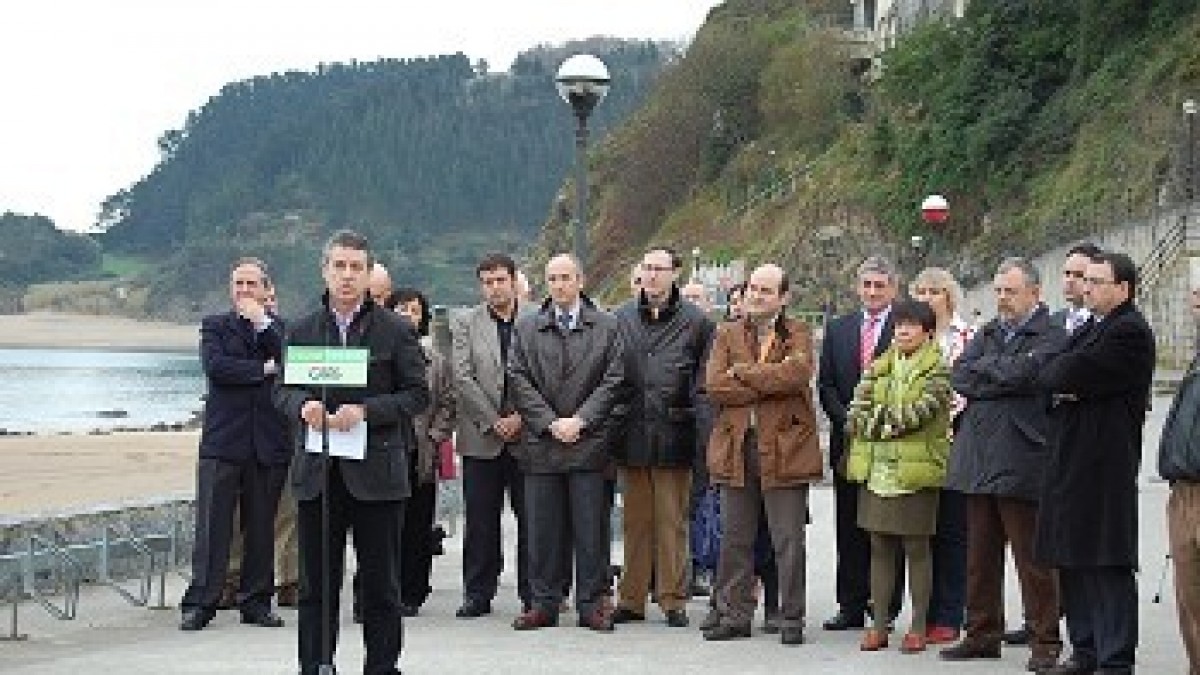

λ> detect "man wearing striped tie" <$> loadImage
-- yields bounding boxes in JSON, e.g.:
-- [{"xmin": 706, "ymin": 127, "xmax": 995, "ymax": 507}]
[{"xmin": 818, "ymin": 256, "xmax": 903, "ymax": 632}]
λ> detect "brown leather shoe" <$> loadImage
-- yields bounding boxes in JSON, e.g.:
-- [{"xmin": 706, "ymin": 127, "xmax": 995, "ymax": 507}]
[
  {"xmin": 275, "ymin": 583, "xmax": 298, "ymax": 608},
  {"xmin": 900, "ymin": 632, "xmax": 927, "ymax": 654},
  {"xmin": 512, "ymin": 608, "xmax": 558, "ymax": 631},
  {"xmin": 1027, "ymin": 652, "xmax": 1063, "ymax": 673},
  {"xmin": 860, "ymin": 628, "xmax": 889, "ymax": 651}
]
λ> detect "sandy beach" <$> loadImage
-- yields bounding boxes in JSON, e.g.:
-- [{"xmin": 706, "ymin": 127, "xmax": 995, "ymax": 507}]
[
  {"xmin": 0, "ymin": 431, "xmax": 197, "ymax": 518},
  {"xmin": 0, "ymin": 311, "xmax": 197, "ymax": 350}
]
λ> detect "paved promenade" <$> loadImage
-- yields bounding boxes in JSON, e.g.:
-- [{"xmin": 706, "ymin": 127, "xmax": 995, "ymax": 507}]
[{"xmin": 2, "ymin": 392, "xmax": 1190, "ymax": 674}]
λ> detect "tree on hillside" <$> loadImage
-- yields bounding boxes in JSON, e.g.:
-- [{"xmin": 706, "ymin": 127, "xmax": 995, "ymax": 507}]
[{"xmin": 0, "ymin": 212, "xmax": 101, "ymax": 286}]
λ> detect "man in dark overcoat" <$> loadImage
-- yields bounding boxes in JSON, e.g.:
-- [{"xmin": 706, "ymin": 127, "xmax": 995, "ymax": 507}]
[
  {"xmin": 1035, "ymin": 251, "xmax": 1155, "ymax": 675},
  {"xmin": 507, "ymin": 253, "xmax": 626, "ymax": 633},
  {"xmin": 939, "ymin": 257, "xmax": 1066, "ymax": 672}
]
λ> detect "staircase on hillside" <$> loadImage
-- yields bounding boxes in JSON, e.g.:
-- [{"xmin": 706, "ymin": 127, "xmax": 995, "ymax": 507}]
[{"xmin": 957, "ymin": 204, "xmax": 1199, "ymax": 369}]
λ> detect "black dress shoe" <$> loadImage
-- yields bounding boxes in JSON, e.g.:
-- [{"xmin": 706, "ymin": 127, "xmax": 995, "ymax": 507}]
[
  {"xmin": 781, "ymin": 626, "xmax": 804, "ymax": 645},
  {"xmin": 399, "ymin": 603, "xmax": 419, "ymax": 618},
  {"xmin": 665, "ymin": 609, "xmax": 689, "ymax": 628},
  {"xmin": 703, "ymin": 623, "xmax": 752, "ymax": 641},
  {"xmin": 180, "ymin": 609, "xmax": 215, "ymax": 631},
  {"xmin": 611, "ymin": 607, "xmax": 645, "ymax": 624},
  {"xmin": 455, "ymin": 599, "xmax": 492, "ymax": 619},
  {"xmin": 762, "ymin": 612, "xmax": 781, "ymax": 634},
  {"xmin": 939, "ymin": 641, "xmax": 1002, "ymax": 660},
  {"xmin": 822, "ymin": 609, "xmax": 865, "ymax": 631},
  {"xmin": 1041, "ymin": 657, "xmax": 1097, "ymax": 674},
  {"xmin": 241, "ymin": 610, "xmax": 285, "ymax": 627}
]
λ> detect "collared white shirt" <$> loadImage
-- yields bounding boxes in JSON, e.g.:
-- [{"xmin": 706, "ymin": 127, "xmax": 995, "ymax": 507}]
[
  {"xmin": 554, "ymin": 300, "xmax": 582, "ymax": 331},
  {"xmin": 332, "ymin": 302, "xmax": 363, "ymax": 345},
  {"xmin": 1065, "ymin": 305, "xmax": 1091, "ymax": 333}
]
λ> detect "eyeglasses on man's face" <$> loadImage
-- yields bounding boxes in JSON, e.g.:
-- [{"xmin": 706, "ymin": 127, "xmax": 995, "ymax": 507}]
[
  {"xmin": 1083, "ymin": 277, "xmax": 1117, "ymax": 286},
  {"xmin": 641, "ymin": 264, "xmax": 674, "ymax": 274}
]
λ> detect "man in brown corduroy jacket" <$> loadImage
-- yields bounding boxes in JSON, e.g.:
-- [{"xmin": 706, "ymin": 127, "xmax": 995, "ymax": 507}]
[{"xmin": 701, "ymin": 263, "xmax": 822, "ymax": 647}]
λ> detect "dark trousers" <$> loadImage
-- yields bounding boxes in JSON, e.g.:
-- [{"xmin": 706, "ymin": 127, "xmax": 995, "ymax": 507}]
[
  {"xmin": 928, "ymin": 488, "xmax": 968, "ymax": 628},
  {"xmin": 714, "ymin": 482, "xmax": 809, "ymax": 629},
  {"xmin": 834, "ymin": 473, "xmax": 902, "ymax": 618},
  {"xmin": 525, "ymin": 470, "xmax": 610, "ymax": 617},
  {"xmin": 462, "ymin": 450, "xmax": 529, "ymax": 607},
  {"xmin": 964, "ymin": 495, "xmax": 1061, "ymax": 656},
  {"xmin": 399, "ymin": 480, "xmax": 438, "ymax": 607},
  {"xmin": 181, "ymin": 457, "xmax": 286, "ymax": 616},
  {"xmin": 297, "ymin": 462, "xmax": 404, "ymax": 675},
  {"xmin": 1059, "ymin": 566, "xmax": 1137, "ymax": 671}
]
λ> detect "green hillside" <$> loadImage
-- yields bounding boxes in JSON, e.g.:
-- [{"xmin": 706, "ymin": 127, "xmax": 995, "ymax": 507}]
[
  {"xmin": 547, "ymin": 0, "xmax": 1200, "ymax": 307},
  {"xmin": 92, "ymin": 39, "xmax": 672, "ymax": 317}
]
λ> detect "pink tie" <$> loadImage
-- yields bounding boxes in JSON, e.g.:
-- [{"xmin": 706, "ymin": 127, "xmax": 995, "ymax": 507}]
[{"xmin": 861, "ymin": 314, "xmax": 879, "ymax": 370}]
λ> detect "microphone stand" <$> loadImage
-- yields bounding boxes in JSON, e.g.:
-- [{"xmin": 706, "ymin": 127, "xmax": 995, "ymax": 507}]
[{"xmin": 318, "ymin": 316, "xmax": 334, "ymax": 674}]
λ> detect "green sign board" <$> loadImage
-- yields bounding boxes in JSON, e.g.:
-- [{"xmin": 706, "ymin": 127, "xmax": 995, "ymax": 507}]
[{"xmin": 283, "ymin": 347, "xmax": 369, "ymax": 387}]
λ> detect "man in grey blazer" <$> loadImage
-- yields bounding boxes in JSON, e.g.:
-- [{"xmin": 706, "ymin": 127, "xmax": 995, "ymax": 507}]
[{"xmin": 451, "ymin": 252, "xmax": 532, "ymax": 617}]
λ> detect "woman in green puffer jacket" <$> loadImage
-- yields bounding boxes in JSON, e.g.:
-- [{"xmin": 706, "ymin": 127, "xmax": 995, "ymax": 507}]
[{"xmin": 846, "ymin": 299, "xmax": 953, "ymax": 655}]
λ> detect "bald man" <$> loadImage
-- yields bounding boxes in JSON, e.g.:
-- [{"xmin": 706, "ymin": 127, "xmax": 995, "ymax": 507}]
[
  {"xmin": 702, "ymin": 264, "xmax": 821, "ymax": 646},
  {"xmin": 369, "ymin": 263, "xmax": 393, "ymax": 306},
  {"xmin": 507, "ymin": 254, "xmax": 626, "ymax": 632},
  {"xmin": 682, "ymin": 282, "xmax": 713, "ymax": 313}
]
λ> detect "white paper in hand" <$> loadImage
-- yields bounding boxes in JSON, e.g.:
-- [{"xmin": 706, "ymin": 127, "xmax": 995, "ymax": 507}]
[{"xmin": 305, "ymin": 421, "xmax": 367, "ymax": 461}]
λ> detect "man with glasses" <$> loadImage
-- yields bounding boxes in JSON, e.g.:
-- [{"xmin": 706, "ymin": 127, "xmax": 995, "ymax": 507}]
[
  {"xmin": 1035, "ymin": 251, "xmax": 1154, "ymax": 675},
  {"xmin": 818, "ymin": 256, "xmax": 902, "ymax": 631},
  {"xmin": 940, "ymin": 258, "xmax": 1066, "ymax": 672},
  {"xmin": 612, "ymin": 247, "xmax": 714, "ymax": 629},
  {"xmin": 1003, "ymin": 241, "xmax": 1102, "ymax": 647}
]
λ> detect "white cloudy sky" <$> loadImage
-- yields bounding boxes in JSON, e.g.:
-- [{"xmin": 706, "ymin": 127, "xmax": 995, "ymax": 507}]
[{"xmin": 0, "ymin": 0, "xmax": 722, "ymax": 232}]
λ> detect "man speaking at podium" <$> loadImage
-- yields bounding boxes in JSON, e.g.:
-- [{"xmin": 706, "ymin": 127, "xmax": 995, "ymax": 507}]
[{"xmin": 276, "ymin": 229, "xmax": 430, "ymax": 675}]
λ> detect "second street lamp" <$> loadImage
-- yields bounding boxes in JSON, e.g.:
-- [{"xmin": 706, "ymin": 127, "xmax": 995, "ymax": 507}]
[
  {"xmin": 1184, "ymin": 99, "xmax": 1197, "ymax": 203},
  {"xmin": 555, "ymin": 54, "xmax": 611, "ymax": 272}
]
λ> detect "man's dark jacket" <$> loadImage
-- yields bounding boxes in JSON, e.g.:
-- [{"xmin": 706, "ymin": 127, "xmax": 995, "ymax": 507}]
[
  {"xmin": 507, "ymin": 296, "xmax": 626, "ymax": 474},
  {"xmin": 1159, "ymin": 354, "xmax": 1200, "ymax": 482},
  {"xmin": 275, "ymin": 295, "xmax": 430, "ymax": 502},
  {"xmin": 947, "ymin": 304, "xmax": 1068, "ymax": 502},
  {"xmin": 818, "ymin": 309, "xmax": 895, "ymax": 472},
  {"xmin": 612, "ymin": 287, "xmax": 715, "ymax": 468},
  {"xmin": 1033, "ymin": 301, "xmax": 1155, "ymax": 568},
  {"xmin": 199, "ymin": 310, "xmax": 290, "ymax": 465}
]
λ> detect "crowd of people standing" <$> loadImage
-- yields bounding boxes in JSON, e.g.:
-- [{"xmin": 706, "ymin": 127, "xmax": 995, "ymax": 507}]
[{"xmin": 176, "ymin": 228, "xmax": 1198, "ymax": 675}]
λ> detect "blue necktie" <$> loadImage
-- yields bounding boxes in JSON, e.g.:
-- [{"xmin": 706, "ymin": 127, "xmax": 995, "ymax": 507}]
[{"xmin": 558, "ymin": 312, "xmax": 572, "ymax": 332}]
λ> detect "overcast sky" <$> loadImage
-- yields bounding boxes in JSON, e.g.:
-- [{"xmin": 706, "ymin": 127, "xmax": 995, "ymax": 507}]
[{"xmin": 0, "ymin": 0, "xmax": 722, "ymax": 233}]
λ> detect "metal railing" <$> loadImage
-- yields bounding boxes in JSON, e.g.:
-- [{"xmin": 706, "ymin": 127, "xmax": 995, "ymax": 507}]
[{"xmin": 0, "ymin": 500, "xmax": 193, "ymax": 638}]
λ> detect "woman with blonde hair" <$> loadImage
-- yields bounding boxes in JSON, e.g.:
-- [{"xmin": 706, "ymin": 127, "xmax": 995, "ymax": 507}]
[{"xmin": 910, "ymin": 267, "xmax": 975, "ymax": 644}]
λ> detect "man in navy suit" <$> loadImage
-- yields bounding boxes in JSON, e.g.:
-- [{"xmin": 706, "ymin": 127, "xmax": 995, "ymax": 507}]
[
  {"xmin": 180, "ymin": 257, "xmax": 291, "ymax": 631},
  {"xmin": 817, "ymin": 255, "xmax": 900, "ymax": 630}
]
